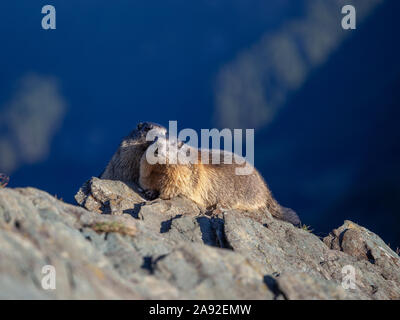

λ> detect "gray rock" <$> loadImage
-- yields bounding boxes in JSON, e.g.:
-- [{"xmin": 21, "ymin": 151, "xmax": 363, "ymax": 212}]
[
  {"xmin": 75, "ymin": 177, "xmax": 145, "ymax": 216},
  {"xmin": 323, "ymin": 220, "xmax": 400, "ymax": 282},
  {"xmin": 153, "ymin": 243, "xmax": 273, "ymax": 299},
  {"xmin": 0, "ymin": 177, "xmax": 399, "ymax": 299},
  {"xmin": 274, "ymin": 272, "xmax": 362, "ymax": 300}
]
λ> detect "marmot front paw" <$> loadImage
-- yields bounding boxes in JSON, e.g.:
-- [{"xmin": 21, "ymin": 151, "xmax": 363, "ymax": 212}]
[{"xmin": 144, "ymin": 189, "xmax": 159, "ymax": 200}]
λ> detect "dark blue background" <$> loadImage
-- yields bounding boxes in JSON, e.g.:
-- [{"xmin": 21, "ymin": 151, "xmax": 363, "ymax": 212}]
[{"xmin": 0, "ymin": 1, "xmax": 399, "ymax": 247}]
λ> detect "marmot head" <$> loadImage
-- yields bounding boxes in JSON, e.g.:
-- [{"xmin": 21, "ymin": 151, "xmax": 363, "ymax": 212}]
[
  {"xmin": 122, "ymin": 121, "xmax": 167, "ymax": 149},
  {"xmin": 100, "ymin": 122, "xmax": 169, "ymax": 181},
  {"xmin": 146, "ymin": 132, "xmax": 198, "ymax": 166}
]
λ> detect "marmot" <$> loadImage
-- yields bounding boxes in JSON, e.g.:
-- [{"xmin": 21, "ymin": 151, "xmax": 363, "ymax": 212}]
[{"xmin": 101, "ymin": 122, "xmax": 300, "ymax": 225}]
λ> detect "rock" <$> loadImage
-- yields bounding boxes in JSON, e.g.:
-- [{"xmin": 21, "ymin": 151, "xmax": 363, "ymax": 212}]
[
  {"xmin": 153, "ymin": 243, "xmax": 273, "ymax": 299},
  {"xmin": 323, "ymin": 220, "xmax": 400, "ymax": 281},
  {"xmin": 274, "ymin": 272, "xmax": 361, "ymax": 300},
  {"xmin": 75, "ymin": 177, "xmax": 145, "ymax": 216},
  {"xmin": 0, "ymin": 177, "xmax": 399, "ymax": 299}
]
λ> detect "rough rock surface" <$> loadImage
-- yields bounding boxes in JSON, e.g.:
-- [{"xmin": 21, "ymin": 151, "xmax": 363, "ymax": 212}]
[{"xmin": 0, "ymin": 177, "xmax": 399, "ymax": 299}]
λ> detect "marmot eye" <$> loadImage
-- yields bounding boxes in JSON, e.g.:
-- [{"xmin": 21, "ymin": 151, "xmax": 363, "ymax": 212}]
[{"xmin": 137, "ymin": 123, "xmax": 143, "ymax": 130}]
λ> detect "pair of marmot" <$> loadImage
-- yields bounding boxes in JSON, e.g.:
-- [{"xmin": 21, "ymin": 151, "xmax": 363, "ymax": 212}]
[{"xmin": 100, "ymin": 122, "xmax": 300, "ymax": 225}]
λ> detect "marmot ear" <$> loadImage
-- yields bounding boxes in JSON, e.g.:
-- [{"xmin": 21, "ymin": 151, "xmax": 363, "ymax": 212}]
[{"xmin": 137, "ymin": 122, "xmax": 144, "ymax": 130}]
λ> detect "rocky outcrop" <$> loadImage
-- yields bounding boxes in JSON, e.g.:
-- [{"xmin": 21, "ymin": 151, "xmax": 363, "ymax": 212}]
[{"xmin": 0, "ymin": 177, "xmax": 399, "ymax": 299}]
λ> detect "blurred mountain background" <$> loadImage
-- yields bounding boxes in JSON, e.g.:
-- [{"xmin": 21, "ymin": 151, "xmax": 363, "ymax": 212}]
[{"xmin": 0, "ymin": 0, "xmax": 399, "ymax": 246}]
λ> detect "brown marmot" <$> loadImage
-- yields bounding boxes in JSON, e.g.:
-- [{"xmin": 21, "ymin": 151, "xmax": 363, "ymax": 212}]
[{"xmin": 101, "ymin": 122, "xmax": 300, "ymax": 225}]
